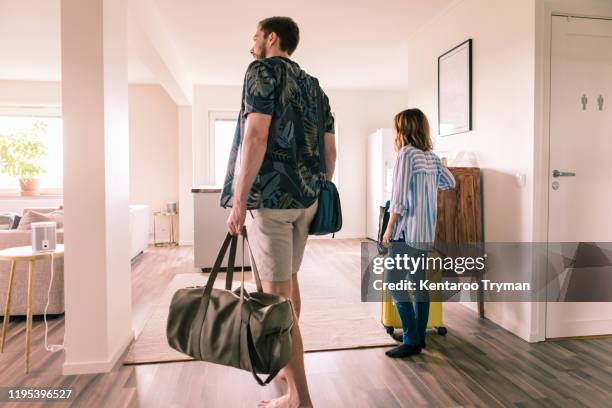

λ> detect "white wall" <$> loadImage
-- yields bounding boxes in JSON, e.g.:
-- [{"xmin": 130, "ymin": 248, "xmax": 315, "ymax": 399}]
[
  {"xmin": 128, "ymin": 84, "xmax": 179, "ymax": 242},
  {"xmin": 0, "ymin": 80, "xmax": 61, "ymax": 106},
  {"xmin": 178, "ymin": 105, "xmax": 193, "ymax": 245},
  {"xmin": 406, "ymin": 0, "xmax": 537, "ymax": 340},
  {"xmin": 183, "ymin": 84, "xmax": 409, "ymax": 243},
  {"xmin": 325, "ymin": 88, "xmax": 409, "ymax": 238}
]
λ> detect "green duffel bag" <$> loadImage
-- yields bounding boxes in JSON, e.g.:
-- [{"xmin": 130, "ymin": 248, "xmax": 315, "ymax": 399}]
[{"xmin": 166, "ymin": 228, "xmax": 294, "ymax": 385}]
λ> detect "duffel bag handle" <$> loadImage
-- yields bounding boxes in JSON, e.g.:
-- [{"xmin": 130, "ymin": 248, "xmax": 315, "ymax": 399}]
[
  {"xmin": 203, "ymin": 233, "xmax": 236, "ymax": 297},
  {"xmin": 240, "ymin": 227, "xmax": 263, "ymax": 299},
  {"xmin": 204, "ymin": 228, "xmax": 264, "ymax": 301}
]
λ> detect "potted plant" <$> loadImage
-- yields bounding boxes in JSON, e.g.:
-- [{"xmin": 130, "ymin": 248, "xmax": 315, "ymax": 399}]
[{"xmin": 0, "ymin": 121, "xmax": 48, "ymax": 196}]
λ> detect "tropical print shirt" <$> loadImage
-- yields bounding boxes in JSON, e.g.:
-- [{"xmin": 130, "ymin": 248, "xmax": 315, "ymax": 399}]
[{"xmin": 220, "ymin": 56, "xmax": 335, "ymax": 209}]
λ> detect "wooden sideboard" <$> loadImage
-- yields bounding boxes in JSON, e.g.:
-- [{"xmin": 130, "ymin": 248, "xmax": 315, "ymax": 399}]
[
  {"xmin": 435, "ymin": 167, "xmax": 485, "ymax": 317},
  {"xmin": 436, "ymin": 167, "xmax": 483, "ymax": 244}
]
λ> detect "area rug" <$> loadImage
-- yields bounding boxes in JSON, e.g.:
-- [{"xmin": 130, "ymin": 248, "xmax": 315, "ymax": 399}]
[{"xmin": 123, "ymin": 242, "xmax": 395, "ymax": 365}]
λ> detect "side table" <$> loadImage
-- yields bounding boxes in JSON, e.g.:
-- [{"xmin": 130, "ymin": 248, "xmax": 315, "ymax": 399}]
[
  {"xmin": 153, "ymin": 211, "xmax": 178, "ymax": 247},
  {"xmin": 0, "ymin": 244, "xmax": 64, "ymax": 374}
]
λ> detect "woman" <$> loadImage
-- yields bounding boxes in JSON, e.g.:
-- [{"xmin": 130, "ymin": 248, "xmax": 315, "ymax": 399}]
[{"xmin": 382, "ymin": 108, "xmax": 456, "ymax": 358}]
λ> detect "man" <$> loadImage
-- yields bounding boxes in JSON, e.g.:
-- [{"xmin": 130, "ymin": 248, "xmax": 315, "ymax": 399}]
[{"xmin": 221, "ymin": 16, "xmax": 336, "ymax": 408}]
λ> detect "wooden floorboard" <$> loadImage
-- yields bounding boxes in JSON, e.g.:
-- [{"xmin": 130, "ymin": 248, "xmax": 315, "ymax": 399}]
[{"xmin": 0, "ymin": 240, "xmax": 610, "ymax": 407}]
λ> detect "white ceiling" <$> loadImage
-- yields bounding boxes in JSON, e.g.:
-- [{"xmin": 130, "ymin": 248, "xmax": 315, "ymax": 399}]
[
  {"xmin": 153, "ymin": 0, "xmax": 454, "ymax": 89},
  {"xmin": 0, "ymin": 0, "xmax": 61, "ymax": 82},
  {"xmin": 0, "ymin": 0, "xmax": 157, "ymax": 83},
  {"xmin": 0, "ymin": 0, "xmax": 453, "ymax": 89}
]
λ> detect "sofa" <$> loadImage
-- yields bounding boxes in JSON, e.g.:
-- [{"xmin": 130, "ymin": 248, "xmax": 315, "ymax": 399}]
[
  {"xmin": 0, "ymin": 204, "xmax": 150, "ymax": 316},
  {"xmin": 0, "ymin": 207, "xmax": 65, "ymax": 316}
]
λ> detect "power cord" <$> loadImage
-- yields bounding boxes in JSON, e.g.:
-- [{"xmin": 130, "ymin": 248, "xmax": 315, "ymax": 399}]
[{"xmin": 44, "ymin": 253, "xmax": 64, "ymax": 352}]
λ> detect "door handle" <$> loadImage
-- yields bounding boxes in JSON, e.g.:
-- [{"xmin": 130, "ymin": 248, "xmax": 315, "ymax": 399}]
[{"xmin": 552, "ymin": 170, "xmax": 576, "ymax": 178}]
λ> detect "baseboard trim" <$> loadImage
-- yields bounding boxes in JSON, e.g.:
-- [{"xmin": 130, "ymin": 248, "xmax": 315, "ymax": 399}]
[
  {"xmin": 200, "ymin": 266, "xmax": 252, "ymax": 273},
  {"xmin": 180, "ymin": 237, "xmax": 363, "ymax": 245},
  {"xmin": 62, "ymin": 328, "xmax": 135, "ymax": 375},
  {"xmin": 546, "ymin": 333, "xmax": 612, "ymax": 341},
  {"xmin": 310, "ymin": 234, "xmax": 366, "ymax": 240}
]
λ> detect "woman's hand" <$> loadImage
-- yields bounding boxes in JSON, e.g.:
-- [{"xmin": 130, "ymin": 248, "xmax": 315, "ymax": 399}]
[
  {"xmin": 383, "ymin": 212, "xmax": 401, "ymax": 248},
  {"xmin": 382, "ymin": 228, "xmax": 393, "ymax": 248}
]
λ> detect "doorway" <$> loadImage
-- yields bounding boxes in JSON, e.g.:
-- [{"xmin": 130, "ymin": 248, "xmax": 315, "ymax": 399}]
[{"xmin": 545, "ymin": 15, "xmax": 612, "ymax": 338}]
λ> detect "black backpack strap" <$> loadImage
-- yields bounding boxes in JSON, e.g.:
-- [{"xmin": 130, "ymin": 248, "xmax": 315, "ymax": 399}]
[{"xmin": 315, "ymin": 79, "xmax": 327, "ymax": 177}]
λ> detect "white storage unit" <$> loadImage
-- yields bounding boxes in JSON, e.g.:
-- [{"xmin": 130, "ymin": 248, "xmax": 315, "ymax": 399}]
[
  {"xmin": 193, "ymin": 187, "xmax": 251, "ymax": 271},
  {"xmin": 129, "ymin": 204, "xmax": 150, "ymax": 260},
  {"xmin": 366, "ymin": 129, "xmax": 396, "ymax": 240}
]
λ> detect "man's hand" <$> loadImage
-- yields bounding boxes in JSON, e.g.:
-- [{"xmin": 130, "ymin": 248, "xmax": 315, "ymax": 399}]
[{"xmin": 227, "ymin": 204, "xmax": 247, "ymax": 236}]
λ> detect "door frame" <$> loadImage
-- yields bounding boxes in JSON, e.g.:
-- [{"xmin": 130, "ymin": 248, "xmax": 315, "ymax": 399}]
[{"xmin": 532, "ymin": 1, "xmax": 612, "ymax": 342}]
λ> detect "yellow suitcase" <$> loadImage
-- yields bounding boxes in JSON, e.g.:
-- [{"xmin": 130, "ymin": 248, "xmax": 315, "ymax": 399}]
[{"xmin": 381, "ymin": 250, "xmax": 448, "ymax": 337}]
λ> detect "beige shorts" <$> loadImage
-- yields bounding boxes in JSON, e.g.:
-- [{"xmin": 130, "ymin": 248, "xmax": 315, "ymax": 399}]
[{"xmin": 246, "ymin": 201, "xmax": 318, "ymax": 282}]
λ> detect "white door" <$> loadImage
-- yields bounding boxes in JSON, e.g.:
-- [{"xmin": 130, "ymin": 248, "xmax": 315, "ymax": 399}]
[{"xmin": 546, "ymin": 16, "xmax": 612, "ymax": 338}]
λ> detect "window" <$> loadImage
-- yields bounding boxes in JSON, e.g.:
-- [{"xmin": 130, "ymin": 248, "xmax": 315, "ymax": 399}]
[
  {"xmin": 0, "ymin": 110, "xmax": 63, "ymax": 195},
  {"xmin": 209, "ymin": 111, "xmax": 239, "ymax": 187}
]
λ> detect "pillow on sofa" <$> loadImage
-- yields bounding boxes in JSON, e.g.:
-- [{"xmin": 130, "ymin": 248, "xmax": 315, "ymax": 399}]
[
  {"xmin": 17, "ymin": 211, "xmax": 53, "ymax": 230},
  {"xmin": 46, "ymin": 209, "xmax": 64, "ymax": 228},
  {"xmin": 10, "ymin": 215, "xmax": 21, "ymax": 229}
]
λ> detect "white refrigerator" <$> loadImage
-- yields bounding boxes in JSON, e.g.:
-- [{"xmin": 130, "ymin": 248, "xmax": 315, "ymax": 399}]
[{"xmin": 366, "ymin": 129, "xmax": 396, "ymax": 240}]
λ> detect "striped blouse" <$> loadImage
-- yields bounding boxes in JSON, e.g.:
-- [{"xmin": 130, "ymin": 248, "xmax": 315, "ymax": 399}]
[{"xmin": 390, "ymin": 144, "xmax": 456, "ymax": 249}]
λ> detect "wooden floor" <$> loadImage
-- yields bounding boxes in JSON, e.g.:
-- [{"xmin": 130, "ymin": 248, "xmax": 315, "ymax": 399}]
[{"xmin": 0, "ymin": 240, "xmax": 611, "ymax": 408}]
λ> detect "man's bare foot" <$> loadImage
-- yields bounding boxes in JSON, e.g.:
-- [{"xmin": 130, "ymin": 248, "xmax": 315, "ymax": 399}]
[
  {"xmin": 257, "ymin": 395, "xmax": 289, "ymax": 408},
  {"xmin": 257, "ymin": 395, "xmax": 312, "ymax": 408}
]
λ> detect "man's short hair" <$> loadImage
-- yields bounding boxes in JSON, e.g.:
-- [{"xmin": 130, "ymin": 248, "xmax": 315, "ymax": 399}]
[{"xmin": 258, "ymin": 16, "xmax": 300, "ymax": 55}]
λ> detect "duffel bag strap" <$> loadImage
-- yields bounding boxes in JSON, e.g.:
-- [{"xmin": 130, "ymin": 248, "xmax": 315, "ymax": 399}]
[
  {"xmin": 225, "ymin": 236, "xmax": 238, "ymax": 290},
  {"xmin": 245, "ymin": 321, "xmax": 285, "ymax": 386},
  {"xmin": 192, "ymin": 232, "xmax": 235, "ymax": 359}
]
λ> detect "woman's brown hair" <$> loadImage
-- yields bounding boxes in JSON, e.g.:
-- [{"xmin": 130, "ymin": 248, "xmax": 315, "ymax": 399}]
[{"xmin": 393, "ymin": 108, "xmax": 433, "ymax": 152}]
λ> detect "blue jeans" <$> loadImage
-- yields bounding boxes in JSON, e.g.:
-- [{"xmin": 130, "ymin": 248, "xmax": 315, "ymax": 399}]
[{"xmin": 387, "ymin": 240, "xmax": 430, "ymax": 346}]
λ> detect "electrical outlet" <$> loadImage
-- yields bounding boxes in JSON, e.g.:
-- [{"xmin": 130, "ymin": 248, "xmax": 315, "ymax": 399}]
[{"xmin": 42, "ymin": 239, "xmax": 50, "ymax": 249}]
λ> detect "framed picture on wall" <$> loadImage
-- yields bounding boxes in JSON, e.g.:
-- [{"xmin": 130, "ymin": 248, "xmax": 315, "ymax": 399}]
[{"xmin": 438, "ymin": 39, "xmax": 472, "ymax": 136}]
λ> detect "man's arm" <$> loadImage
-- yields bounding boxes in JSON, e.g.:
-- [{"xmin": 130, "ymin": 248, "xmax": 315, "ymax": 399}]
[
  {"xmin": 227, "ymin": 113, "xmax": 271, "ymax": 235},
  {"xmin": 324, "ymin": 132, "xmax": 336, "ymax": 181}
]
